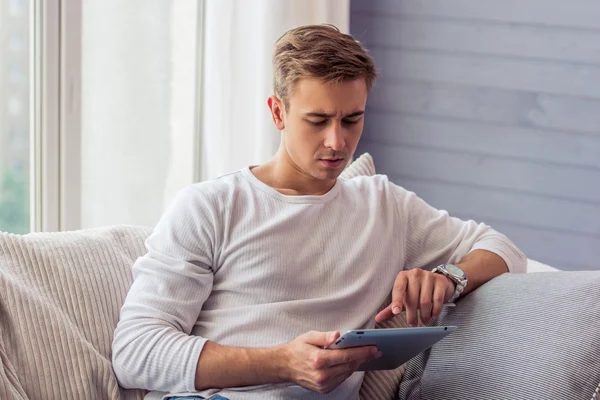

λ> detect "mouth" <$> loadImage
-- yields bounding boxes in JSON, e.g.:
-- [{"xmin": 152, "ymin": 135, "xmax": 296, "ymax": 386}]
[{"xmin": 319, "ymin": 158, "xmax": 345, "ymax": 168}]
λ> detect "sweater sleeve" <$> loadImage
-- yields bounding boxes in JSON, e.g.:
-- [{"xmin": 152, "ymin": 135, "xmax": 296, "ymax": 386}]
[
  {"xmin": 392, "ymin": 184, "xmax": 527, "ymax": 274},
  {"xmin": 112, "ymin": 185, "xmax": 217, "ymax": 392}
]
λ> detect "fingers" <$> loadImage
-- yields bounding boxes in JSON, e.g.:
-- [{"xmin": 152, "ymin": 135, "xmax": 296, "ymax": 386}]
[
  {"xmin": 311, "ymin": 348, "xmax": 381, "ymax": 393},
  {"xmin": 375, "ymin": 305, "xmax": 394, "ymax": 324},
  {"xmin": 391, "ymin": 274, "xmax": 408, "ymax": 316},
  {"xmin": 322, "ymin": 345, "xmax": 378, "ymax": 368},
  {"xmin": 431, "ymin": 277, "xmax": 447, "ymax": 321},
  {"xmin": 303, "ymin": 331, "xmax": 340, "ymax": 348},
  {"xmin": 294, "ymin": 332, "xmax": 383, "ymax": 394},
  {"xmin": 381, "ymin": 270, "xmax": 453, "ymax": 327},
  {"xmin": 312, "ymin": 360, "xmax": 362, "ymax": 394},
  {"xmin": 327, "ymin": 359, "xmax": 364, "ymax": 383},
  {"xmin": 404, "ymin": 272, "xmax": 421, "ymax": 327},
  {"xmin": 419, "ymin": 274, "xmax": 434, "ymax": 325},
  {"xmin": 376, "ymin": 273, "xmax": 408, "ymax": 324}
]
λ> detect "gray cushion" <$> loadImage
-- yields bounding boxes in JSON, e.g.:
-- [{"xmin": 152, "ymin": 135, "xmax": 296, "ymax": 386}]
[{"xmin": 398, "ymin": 271, "xmax": 600, "ymax": 400}]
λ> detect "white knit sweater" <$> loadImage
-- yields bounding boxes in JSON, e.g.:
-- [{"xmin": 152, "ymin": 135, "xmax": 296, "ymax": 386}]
[{"xmin": 112, "ymin": 167, "xmax": 527, "ymax": 400}]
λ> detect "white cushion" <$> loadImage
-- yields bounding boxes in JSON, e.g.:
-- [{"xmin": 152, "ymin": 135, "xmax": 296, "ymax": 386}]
[{"xmin": 527, "ymin": 258, "xmax": 559, "ymax": 273}]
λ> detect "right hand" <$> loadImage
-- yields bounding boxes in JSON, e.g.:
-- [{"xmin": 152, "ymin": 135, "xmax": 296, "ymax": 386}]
[{"xmin": 278, "ymin": 330, "xmax": 382, "ymax": 394}]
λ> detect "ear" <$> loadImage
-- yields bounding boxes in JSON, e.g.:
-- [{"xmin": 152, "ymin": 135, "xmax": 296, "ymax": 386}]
[{"xmin": 267, "ymin": 96, "xmax": 286, "ymax": 131}]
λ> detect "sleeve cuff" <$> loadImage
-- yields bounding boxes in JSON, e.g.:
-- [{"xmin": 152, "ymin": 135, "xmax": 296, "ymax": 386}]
[
  {"xmin": 185, "ymin": 337, "xmax": 209, "ymax": 392},
  {"xmin": 471, "ymin": 238, "xmax": 527, "ymax": 274}
]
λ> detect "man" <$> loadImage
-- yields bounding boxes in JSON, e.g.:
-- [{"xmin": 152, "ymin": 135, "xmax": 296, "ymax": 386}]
[{"xmin": 113, "ymin": 24, "xmax": 526, "ymax": 400}]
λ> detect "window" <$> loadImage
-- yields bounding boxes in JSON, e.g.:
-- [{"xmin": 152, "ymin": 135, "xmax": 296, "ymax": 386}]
[
  {"xmin": 1, "ymin": 0, "xmax": 203, "ymax": 233},
  {"xmin": 76, "ymin": 0, "xmax": 201, "ymax": 229},
  {"xmin": 0, "ymin": 0, "xmax": 31, "ymax": 234}
]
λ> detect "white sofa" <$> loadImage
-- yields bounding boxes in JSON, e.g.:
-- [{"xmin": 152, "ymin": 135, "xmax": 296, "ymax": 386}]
[{"xmin": 3, "ymin": 225, "xmax": 596, "ymax": 400}]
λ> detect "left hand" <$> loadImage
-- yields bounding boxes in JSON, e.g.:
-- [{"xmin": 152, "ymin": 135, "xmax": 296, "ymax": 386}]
[{"xmin": 375, "ymin": 269, "xmax": 455, "ymax": 327}]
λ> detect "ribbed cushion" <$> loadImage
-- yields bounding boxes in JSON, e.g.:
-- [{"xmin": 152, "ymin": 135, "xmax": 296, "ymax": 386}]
[
  {"xmin": 0, "ymin": 226, "xmax": 151, "ymax": 400},
  {"xmin": 359, "ymin": 294, "xmax": 409, "ymax": 400},
  {"xmin": 340, "ymin": 153, "xmax": 410, "ymax": 400},
  {"xmin": 340, "ymin": 153, "xmax": 376, "ymax": 180},
  {"xmin": 398, "ymin": 271, "xmax": 600, "ymax": 400}
]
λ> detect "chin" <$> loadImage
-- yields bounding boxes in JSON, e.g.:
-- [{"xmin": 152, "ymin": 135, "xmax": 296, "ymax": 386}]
[{"xmin": 313, "ymin": 168, "xmax": 343, "ymax": 181}]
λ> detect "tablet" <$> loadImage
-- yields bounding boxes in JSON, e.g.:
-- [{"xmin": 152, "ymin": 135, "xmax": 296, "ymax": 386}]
[{"xmin": 326, "ymin": 326, "xmax": 457, "ymax": 371}]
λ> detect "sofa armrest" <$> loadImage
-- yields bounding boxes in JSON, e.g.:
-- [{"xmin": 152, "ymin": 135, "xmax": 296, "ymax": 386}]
[{"xmin": 397, "ymin": 270, "xmax": 600, "ymax": 400}]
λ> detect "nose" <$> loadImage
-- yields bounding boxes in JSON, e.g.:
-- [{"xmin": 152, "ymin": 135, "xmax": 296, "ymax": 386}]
[{"xmin": 323, "ymin": 122, "xmax": 345, "ymax": 151}]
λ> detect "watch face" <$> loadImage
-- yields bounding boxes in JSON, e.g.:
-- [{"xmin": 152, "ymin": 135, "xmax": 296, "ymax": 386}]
[{"xmin": 446, "ymin": 264, "xmax": 466, "ymax": 278}]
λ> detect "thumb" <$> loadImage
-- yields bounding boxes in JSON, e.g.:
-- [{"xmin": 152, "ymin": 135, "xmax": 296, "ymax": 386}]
[{"xmin": 303, "ymin": 330, "xmax": 340, "ymax": 347}]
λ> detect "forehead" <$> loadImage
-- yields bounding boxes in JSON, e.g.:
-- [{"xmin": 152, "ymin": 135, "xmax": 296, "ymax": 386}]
[{"xmin": 288, "ymin": 77, "xmax": 368, "ymax": 116}]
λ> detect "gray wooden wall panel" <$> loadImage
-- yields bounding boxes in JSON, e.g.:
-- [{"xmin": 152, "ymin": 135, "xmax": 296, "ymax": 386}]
[
  {"xmin": 369, "ymin": 80, "xmax": 600, "ymax": 134},
  {"xmin": 352, "ymin": 0, "xmax": 600, "ymax": 30},
  {"xmin": 389, "ymin": 176, "xmax": 600, "ymax": 237},
  {"xmin": 391, "ymin": 178, "xmax": 599, "ymax": 270},
  {"xmin": 361, "ymin": 143, "xmax": 600, "ymax": 203},
  {"xmin": 364, "ymin": 112, "xmax": 600, "ymax": 170},
  {"xmin": 351, "ymin": 0, "xmax": 600, "ymax": 271},
  {"xmin": 370, "ymin": 48, "xmax": 600, "ymax": 99},
  {"xmin": 353, "ymin": 15, "xmax": 600, "ymax": 65}
]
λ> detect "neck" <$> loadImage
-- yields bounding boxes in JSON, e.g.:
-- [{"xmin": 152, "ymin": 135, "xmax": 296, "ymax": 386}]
[{"xmin": 252, "ymin": 148, "xmax": 337, "ymax": 196}]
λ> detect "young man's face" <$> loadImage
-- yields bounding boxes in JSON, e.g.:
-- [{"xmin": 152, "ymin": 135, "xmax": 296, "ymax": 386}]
[{"xmin": 269, "ymin": 77, "xmax": 368, "ymax": 181}]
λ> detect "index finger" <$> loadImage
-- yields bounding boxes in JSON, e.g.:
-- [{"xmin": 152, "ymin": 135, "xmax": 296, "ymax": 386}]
[
  {"xmin": 391, "ymin": 273, "xmax": 408, "ymax": 315},
  {"xmin": 322, "ymin": 346, "xmax": 378, "ymax": 368}
]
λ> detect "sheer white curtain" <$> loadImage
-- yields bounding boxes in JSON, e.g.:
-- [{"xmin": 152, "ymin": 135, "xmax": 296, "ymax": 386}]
[
  {"xmin": 199, "ymin": 0, "xmax": 350, "ymax": 180},
  {"xmin": 79, "ymin": 0, "xmax": 200, "ymax": 229}
]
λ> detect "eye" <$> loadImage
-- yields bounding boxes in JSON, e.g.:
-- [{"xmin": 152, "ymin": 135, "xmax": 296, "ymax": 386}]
[
  {"xmin": 342, "ymin": 118, "xmax": 361, "ymax": 125},
  {"xmin": 308, "ymin": 120, "xmax": 327, "ymax": 126}
]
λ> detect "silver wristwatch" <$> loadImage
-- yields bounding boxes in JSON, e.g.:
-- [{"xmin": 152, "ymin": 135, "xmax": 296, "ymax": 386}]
[{"xmin": 431, "ymin": 264, "xmax": 468, "ymax": 302}]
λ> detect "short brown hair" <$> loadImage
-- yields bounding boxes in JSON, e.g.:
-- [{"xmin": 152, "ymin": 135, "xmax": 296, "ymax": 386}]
[{"xmin": 273, "ymin": 24, "xmax": 377, "ymax": 108}]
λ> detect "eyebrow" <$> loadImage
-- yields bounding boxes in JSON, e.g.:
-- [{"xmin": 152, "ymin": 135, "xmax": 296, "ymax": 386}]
[{"xmin": 305, "ymin": 110, "xmax": 365, "ymax": 119}]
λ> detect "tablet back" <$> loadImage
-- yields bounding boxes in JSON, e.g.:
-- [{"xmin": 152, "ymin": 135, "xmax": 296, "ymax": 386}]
[{"xmin": 330, "ymin": 326, "xmax": 457, "ymax": 371}]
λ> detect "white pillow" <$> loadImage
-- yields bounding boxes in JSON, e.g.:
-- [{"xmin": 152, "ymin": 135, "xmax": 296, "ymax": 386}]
[{"xmin": 340, "ymin": 152, "xmax": 376, "ymax": 179}]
